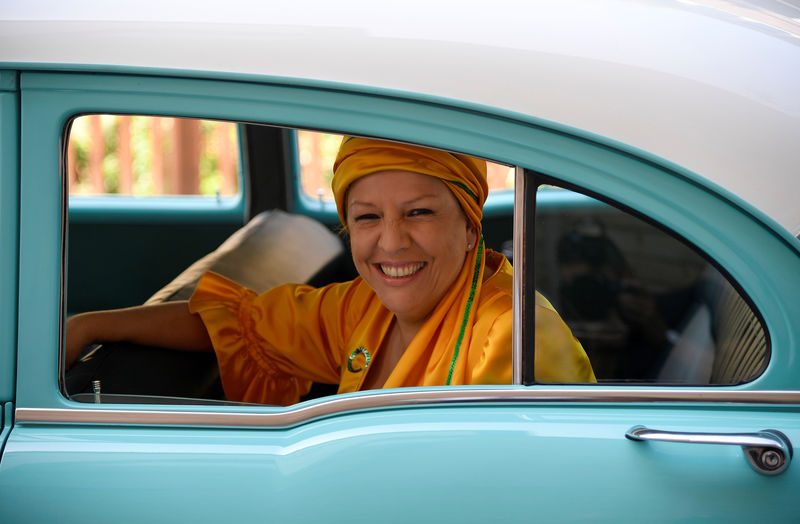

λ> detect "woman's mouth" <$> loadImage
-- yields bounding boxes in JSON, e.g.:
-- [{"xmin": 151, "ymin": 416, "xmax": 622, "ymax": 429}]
[{"xmin": 379, "ymin": 262, "xmax": 425, "ymax": 278}]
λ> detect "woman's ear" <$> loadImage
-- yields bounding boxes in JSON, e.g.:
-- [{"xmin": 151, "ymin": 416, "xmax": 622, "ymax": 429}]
[{"xmin": 466, "ymin": 223, "xmax": 478, "ymax": 251}]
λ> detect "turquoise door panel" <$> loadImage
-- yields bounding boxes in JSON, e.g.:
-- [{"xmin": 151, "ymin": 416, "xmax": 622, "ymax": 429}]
[
  {"xmin": 16, "ymin": 71, "xmax": 800, "ymax": 409},
  {"xmin": 0, "ymin": 71, "xmax": 19, "ymax": 403},
  {"xmin": 9, "ymin": 70, "xmax": 800, "ymax": 522},
  {"xmin": 1, "ymin": 404, "xmax": 799, "ymax": 523}
]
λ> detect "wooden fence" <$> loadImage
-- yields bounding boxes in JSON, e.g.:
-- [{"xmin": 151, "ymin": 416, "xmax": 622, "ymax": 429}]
[{"xmin": 68, "ymin": 115, "xmax": 238, "ymax": 196}]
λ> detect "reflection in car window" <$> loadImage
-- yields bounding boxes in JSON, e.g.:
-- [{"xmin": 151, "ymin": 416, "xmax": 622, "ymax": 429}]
[{"xmin": 534, "ymin": 186, "xmax": 767, "ymax": 385}]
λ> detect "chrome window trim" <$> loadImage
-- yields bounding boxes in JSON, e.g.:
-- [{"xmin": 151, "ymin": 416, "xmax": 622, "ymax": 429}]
[
  {"xmin": 512, "ymin": 166, "xmax": 524, "ymax": 385},
  {"xmin": 58, "ymin": 119, "xmax": 70, "ymax": 395},
  {"xmin": 17, "ymin": 389, "xmax": 800, "ymax": 429}
]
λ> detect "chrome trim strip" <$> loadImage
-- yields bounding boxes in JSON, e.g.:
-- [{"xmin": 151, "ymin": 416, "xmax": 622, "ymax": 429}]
[
  {"xmin": 16, "ymin": 389, "xmax": 800, "ymax": 429},
  {"xmin": 58, "ymin": 120, "xmax": 71, "ymax": 395},
  {"xmin": 512, "ymin": 166, "xmax": 525, "ymax": 385}
]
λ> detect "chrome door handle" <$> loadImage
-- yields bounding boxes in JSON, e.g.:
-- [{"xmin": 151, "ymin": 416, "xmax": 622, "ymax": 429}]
[{"xmin": 626, "ymin": 425, "xmax": 793, "ymax": 475}]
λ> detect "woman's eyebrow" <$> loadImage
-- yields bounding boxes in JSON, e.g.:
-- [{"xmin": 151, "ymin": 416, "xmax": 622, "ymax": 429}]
[
  {"xmin": 347, "ymin": 200, "xmax": 377, "ymax": 209},
  {"xmin": 348, "ymin": 194, "xmax": 439, "ymax": 208},
  {"xmin": 402, "ymin": 194, "xmax": 439, "ymax": 206}
]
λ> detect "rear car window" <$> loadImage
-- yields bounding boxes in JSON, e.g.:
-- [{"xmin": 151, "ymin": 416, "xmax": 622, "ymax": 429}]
[
  {"xmin": 534, "ymin": 185, "xmax": 768, "ymax": 385},
  {"xmin": 68, "ymin": 115, "xmax": 240, "ymax": 198}
]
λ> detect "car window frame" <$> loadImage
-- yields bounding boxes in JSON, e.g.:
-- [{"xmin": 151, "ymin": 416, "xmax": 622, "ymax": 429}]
[
  {"xmin": 13, "ymin": 69, "xmax": 800, "ymax": 430},
  {"xmin": 525, "ymin": 170, "xmax": 772, "ymax": 386},
  {"xmin": 0, "ymin": 70, "xmax": 19, "ymax": 403}
]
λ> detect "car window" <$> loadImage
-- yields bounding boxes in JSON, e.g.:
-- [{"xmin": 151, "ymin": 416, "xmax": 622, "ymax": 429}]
[
  {"xmin": 534, "ymin": 185, "xmax": 768, "ymax": 385},
  {"xmin": 68, "ymin": 115, "xmax": 240, "ymax": 198},
  {"xmin": 63, "ymin": 120, "xmax": 516, "ymax": 406}
]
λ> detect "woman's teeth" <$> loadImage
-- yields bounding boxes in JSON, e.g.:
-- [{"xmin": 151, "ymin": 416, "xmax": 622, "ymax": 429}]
[{"xmin": 380, "ymin": 263, "xmax": 424, "ymax": 278}]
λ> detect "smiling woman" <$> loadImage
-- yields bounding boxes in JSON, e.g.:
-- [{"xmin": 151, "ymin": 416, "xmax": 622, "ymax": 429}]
[{"xmin": 67, "ymin": 135, "xmax": 595, "ymax": 405}]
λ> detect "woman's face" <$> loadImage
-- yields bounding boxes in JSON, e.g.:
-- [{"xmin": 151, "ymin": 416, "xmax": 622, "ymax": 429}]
[{"xmin": 347, "ymin": 170, "xmax": 477, "ymax": 327}]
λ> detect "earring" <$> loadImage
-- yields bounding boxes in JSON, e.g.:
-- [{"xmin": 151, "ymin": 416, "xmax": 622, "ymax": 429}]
[{"xmin": 467, "ymin": 243, "xmax": 472, "ymax": 250}]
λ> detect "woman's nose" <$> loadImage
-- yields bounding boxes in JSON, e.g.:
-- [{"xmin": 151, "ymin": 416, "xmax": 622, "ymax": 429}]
[{"xmin": 378, "ymin": 220, "xmax": 410, "ymax": 253}]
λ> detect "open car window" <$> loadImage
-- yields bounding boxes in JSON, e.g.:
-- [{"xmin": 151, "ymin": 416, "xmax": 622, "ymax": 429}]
[
  {"xmin": 64, "ymin": 119, "xmax": 517, "ymax": 406},
  {"xmin": 533, "ymin": 184, "xmax": 768, "ymax": 385}
]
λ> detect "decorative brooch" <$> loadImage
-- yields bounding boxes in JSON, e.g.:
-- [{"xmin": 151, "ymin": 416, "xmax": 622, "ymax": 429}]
[{"xmin": 347, "ymin": 346, "xmax": 371, "ymax": 373}]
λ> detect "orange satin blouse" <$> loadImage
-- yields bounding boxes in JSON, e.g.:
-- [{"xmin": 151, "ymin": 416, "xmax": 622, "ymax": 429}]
[{"xmin": 189, "ymin": 250, "xmax": 595, "ymax": 405}]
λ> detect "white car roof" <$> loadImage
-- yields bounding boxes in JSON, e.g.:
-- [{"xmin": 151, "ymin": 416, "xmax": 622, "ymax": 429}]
[{"xmin": 2, "ymin": 0, "xmax": 799, "ymax": 236}]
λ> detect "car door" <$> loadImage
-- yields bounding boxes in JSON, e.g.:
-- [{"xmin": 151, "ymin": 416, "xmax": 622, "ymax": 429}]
[
  {"xmin": 0, "ymin": 71, "xmax": 18, "ymax": 453},
  {"xmin": 514, "ymin": 170, "xmax": 800, "ymax": 520},
  {"xmin": 1, "ymin": 71, "xmax": 799, "ymax": 523}
]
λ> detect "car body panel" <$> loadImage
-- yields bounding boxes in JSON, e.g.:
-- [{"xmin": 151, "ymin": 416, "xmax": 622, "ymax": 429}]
[
  {"xmin": 3, "ymin": 403, "xmax": 800, "ymax": 523},
  {"xmin": 16, "ymin": 72, "xmax": 800, "ymax": 410},
  {"xmin": 1, "ymin": 0, "xmax": 799, "ymax": 235},
  {"xmin": 0, "ymin": 71, "xmax": 18, "ymax": 403}
]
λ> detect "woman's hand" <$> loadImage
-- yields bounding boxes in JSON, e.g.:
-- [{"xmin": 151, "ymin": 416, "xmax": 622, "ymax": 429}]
[{"xmin": 65, "ymin": 312, "xmax": 98, "ymax": 370}]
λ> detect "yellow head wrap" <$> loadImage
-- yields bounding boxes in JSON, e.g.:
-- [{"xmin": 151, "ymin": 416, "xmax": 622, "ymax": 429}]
[
  {"xmin": 332, "ymin": 136, "xmax": 488, "ymax": 231},
  {"xmin": 332, "ymin": 136, "xmax": 491, "ymax": 385}
]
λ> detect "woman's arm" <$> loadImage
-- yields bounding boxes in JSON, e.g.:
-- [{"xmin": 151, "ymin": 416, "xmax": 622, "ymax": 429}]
[{"xmin": 65, "ymin": 301, "xmax": 213, "ymax": 370}]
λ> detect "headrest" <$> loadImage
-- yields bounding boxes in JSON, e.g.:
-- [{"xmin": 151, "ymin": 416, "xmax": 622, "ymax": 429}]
[{"xmin": 146, "ymin": 210, "xmax": 344, "ymax": 303}]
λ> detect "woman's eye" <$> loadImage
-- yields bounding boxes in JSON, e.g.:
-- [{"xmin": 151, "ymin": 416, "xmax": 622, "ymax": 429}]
[
  {"xmin": 408, "ymin": 208, "xmax": 433, "ymax": 217},
  {"xmin": 354, "ymin": 213, "xmax": 379, "ymax": 221}
]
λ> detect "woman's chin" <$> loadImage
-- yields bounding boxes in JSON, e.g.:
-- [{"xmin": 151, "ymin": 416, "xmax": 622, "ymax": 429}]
[{"xmin": 375, "ymin": 289, "xmax": 433, "ymax": 325}]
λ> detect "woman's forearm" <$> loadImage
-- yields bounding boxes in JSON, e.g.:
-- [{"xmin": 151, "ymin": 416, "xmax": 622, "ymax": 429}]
[{"xmin": 65, "ymin": 301, "xmax": 212, "ymax": 369}]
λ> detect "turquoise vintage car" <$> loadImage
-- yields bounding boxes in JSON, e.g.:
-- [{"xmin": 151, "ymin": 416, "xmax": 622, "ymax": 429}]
[{"xmin": 1, "ymin": 0, "xmax": 799, "ymax": 522}]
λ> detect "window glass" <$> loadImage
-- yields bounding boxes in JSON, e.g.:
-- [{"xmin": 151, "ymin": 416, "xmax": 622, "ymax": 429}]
[
  {"xmin": 67, "ymin": 115, "xmax": 240, "ymax": 197},
  {"xmin": 296, "ymin": 130, "xmax": 514, "ymax": 202},
  {"xmin": 535, "ymin": 186, "xmax": 768, "ymax": 384}
]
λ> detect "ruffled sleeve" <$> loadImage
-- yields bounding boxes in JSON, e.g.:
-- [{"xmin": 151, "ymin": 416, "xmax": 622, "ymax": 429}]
[{"xmin": 189, "ymin": 271, "xmax": 357, "ymax": 405}]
